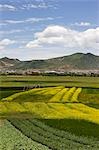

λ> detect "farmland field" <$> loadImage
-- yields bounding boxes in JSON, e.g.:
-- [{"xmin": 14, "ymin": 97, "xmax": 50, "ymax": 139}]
[
  {"xmin": 0, "ymin": 75, "xmax": 99, "ymax": 150},
  {"xmin": 1, "ymin": 75, "xmax": 99, "ymax": 88}
]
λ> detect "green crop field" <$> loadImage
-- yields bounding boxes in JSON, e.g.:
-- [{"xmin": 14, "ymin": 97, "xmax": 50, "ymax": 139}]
[
  {"xmin": 0, "ymin": 75, "xmax": 99, "ymax": 150},
  {"xmin": 1, "ymin": 75, "xmax": 99, "ymax": 88}
]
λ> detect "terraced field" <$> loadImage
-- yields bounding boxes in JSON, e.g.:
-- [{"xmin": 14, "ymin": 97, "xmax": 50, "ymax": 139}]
[{"xmin": 0, "ymin": 76, "xmax": 99, "ymax": 150}]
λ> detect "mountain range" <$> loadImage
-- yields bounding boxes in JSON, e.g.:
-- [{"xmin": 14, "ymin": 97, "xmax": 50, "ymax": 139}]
[{"xmin": 0, "ymin": 53, "xmax": 99, "ymax": 71}]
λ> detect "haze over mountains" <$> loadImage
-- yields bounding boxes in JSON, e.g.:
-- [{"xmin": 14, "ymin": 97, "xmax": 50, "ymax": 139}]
[{"xmin": 0, "ymin": 53, "xmax": 99, "ymax": 71}]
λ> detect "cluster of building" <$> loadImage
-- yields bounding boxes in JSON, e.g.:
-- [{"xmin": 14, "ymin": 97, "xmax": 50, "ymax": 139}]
[{"xmin": 0, "ymin": 69, "xmax": 99, "ymax": 76}]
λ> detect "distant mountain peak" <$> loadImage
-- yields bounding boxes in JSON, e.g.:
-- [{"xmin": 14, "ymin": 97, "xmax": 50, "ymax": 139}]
[
  {"xmin": 0, "ymin": 52, "xmax": 99, "ymax": 70},
  {"xmin": 1, "ymin": 57, "xmax": 20, "ymax": 61},
  {"xmin": 86, "ymin": 52, "xmax": 92, "ymax": 55},
  {"xmin": 1, "ymin": 57, "xmax": 9, "ymax": 60}
]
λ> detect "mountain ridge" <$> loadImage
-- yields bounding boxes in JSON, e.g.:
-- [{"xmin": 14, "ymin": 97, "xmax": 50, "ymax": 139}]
[{"xmin": 0, "ymin": 53, "xmax": 99, "ymax": 71}]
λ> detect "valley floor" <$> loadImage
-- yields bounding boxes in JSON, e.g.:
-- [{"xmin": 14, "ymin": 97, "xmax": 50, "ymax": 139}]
[{"xmin": 0, "ymin": 76, "xmax": 99, "ymax": 149}]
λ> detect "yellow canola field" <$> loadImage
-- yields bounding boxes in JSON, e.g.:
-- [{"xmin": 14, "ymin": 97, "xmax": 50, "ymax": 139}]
[
  {"xmin": 71, "ymin": 88, "xmax": 82, "ymax": 102},
  {"xmin": 23, "ymin": 102, "xmax": 63, "ymax": 118},
  {"xmin": 0, "ymin": 101, "xmax": 99, "ymax": 124},
  {"xmin": 0, "ymin": 86, "xmax": 99, "ymax": 125},
  {"xmin": 49, "ymin": 88, "xmax": 68, "ymax": 102},
  {"xmin": 1, "ymin": 86, "xmax": 63, "ymax": 102},
  {"xmin": 1, "ymin": 88, "xmax": 42, "ymax": 101},
  {"xmin": 0, "ymin": 102, "xmax": 26, "ymax": 113},
  {"xmin": 61, "ymin": 87, "xmax": 76, "ymax": 102}
]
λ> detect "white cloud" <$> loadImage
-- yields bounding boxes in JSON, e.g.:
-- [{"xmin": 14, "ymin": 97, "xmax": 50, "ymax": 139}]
[
  {"xmin": 4, "ymin": 20, "xmax": 24, "ymax": 24},
  {"xmin": 21, "ymin": 1, "xmax": 57, "ymax": 10},
  {"xmin": 26, "ymin": 25, "xmax": 99, "ymax": 52},
  {"xmin": 1, "ymin": 17, "xmax": 54, "ymax": 24},
  {"xmin": 0, "ymin": 1, "xmax": 56, "ymax": 11},
  {"xmin": 0, "ymin": 29, "xmax": 23, "ymax": 35},
  {"xmin": 0, "ymin": 23, "xmax": 7, "ymax": 26},
  {"xmin": 0, "ymin": 39, "xmax": 16, "ymax": 50},
  {"xmin": 0, "ymin": 3, "xmax": 48, "ymax": 11},
  {"xmin": 22, "ymin": 3, "xmax": 48, "ymax": 9},
  {"xmin": 72, "ymin": 22, "xmax": 91, "ymax": 26},
  {"xmin": 26, "ymin": 17, "xmax": 54, "ymax": 23},
  {"xmin": 0, "ymin": 4, "xmax": 16, "ymax": 11}
]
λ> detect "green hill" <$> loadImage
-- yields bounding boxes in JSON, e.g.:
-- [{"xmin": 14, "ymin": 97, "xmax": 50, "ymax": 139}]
[{"xmin": 0, "ymin": 53, "xmax": 99, "ymax": 70}]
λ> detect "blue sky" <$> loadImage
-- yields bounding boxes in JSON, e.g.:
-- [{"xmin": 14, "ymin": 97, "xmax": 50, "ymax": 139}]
[{"xmin": 0, "ymin": 0, "xmax": 99, "ymax": 60}]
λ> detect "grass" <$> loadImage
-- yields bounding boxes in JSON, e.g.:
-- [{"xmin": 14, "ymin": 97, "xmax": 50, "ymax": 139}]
[
  {"xmin": 1, "ymin": 75, "xmax": 99, "ymax": 88},
  {"xmin": 40, "ymin": 119, "xmax": 99, "ymax": 138},
  {"xmin": 78, "ymin": 88, "xmax": 99, "ymax": 109},
  {"xmin": 0, "ymin": 90, "xmax": 22, "ymax": 100}
]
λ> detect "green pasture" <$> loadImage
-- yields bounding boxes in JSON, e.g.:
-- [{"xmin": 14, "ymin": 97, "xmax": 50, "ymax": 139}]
[
  {"xmin": 1, "ymin": 75, "xmax": 99, "ymax": 88},
  {"xmin": 0, "ymin": 90, "xmax": 22, "ymax": 100},
  {"xmin": 40, "ymin": 119, "xmax": 99, "ymax": 138}
]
